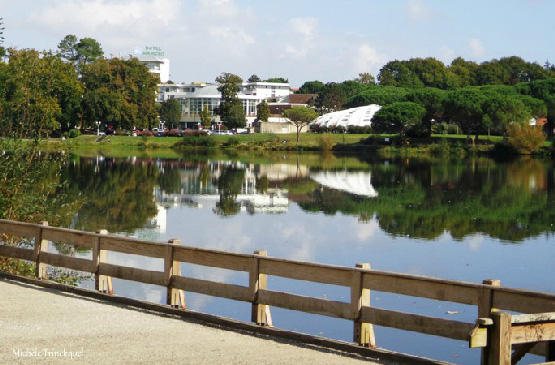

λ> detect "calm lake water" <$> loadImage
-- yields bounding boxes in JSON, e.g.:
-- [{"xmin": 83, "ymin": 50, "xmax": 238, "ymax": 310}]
[{"xmin": 47, "ymin": 151, "xmax": 554, "ymax": 364}]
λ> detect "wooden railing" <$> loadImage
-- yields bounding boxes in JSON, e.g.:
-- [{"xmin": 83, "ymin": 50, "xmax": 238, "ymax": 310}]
[{"xmin": 0, "ymin": 219, "xmax": 554, "ymax": 364}]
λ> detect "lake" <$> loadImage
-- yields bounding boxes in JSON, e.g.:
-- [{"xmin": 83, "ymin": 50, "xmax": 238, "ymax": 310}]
[{"xmin": 43, "ymin": 151, "xmax": 555, "ymax": 364}]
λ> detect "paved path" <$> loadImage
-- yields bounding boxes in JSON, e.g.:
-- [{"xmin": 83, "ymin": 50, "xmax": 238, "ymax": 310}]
[{"xmin": 0, "ymin": 279, "xmax": 389, "ymax": 364}]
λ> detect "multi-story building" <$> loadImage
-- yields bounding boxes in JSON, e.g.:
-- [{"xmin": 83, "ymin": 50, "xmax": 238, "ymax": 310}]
[{"xmin": 157, "ymin": 81, "xmax": 291, "ymax": 129}]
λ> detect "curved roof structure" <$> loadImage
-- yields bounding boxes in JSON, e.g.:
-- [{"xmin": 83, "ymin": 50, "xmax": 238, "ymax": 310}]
[
  {"xmin": 311, "ymin": 104, "xmax": 381, "ymax": 128},
  {"xmin": 310, "ymin": 171, "xmax": 378, "ymax": 197}
]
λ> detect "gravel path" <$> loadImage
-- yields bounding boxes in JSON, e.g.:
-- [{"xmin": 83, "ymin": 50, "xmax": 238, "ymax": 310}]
[{"xmin": 0, "ymin": 279, "xmax": 387, "ymax": 364}]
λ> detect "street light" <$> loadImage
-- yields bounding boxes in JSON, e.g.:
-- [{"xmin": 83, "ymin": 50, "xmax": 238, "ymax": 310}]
[{"xmin": 95, "ymin": 121, "xmax": 101, "ymax": 136}]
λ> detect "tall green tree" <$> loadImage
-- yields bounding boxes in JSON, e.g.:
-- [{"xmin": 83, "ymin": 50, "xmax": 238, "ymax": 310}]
[
  {"xmin": 356, "ymin": 72, "xmax": 376, "ymax": 84},
  {"xmin": 1, "ymin": 49, "xmax": 83, "ymax": 137},
  {"xmin": 58, "ymin": 35, "xmax": 104, "ymax": 72},
  {"xmin": 283, "ymin": 106, "xmax": 318, "ymax": 142},
  {"xmin": 265, "ymin": 77, "xmax": 288, "ymax": 83},
  {"xmin": 297, "ymin": 80, "xmax": 325, "ymax": 94},
  {"xmin": 81, "ymin": 58, "xmax": 157, "ymax": 130},
  {"xmin": 371, "ymin": 102, "xmax": 426, "ymax": 138},
  {"xmin": 159, "ymin": 98, "xmax": 181, "ymax": 129},
  {"xmin": 444, "ymin": 88, "xmax": 488, "ymax": 139},
  {"xmin": 256, "ymin": 99, "xmax": 270, "ymax": 122},
  {"xmin": 247, "ymin": 74, "xmax": 261, "ymax": 82},
  {"xmin": 406, "ymin": 87, "xmax": 446, "ymax": 137},
  {"xmin": 199, "ymin": 105, "xmax": 212, "ymax": 129},
  {"xmin": 215, "ymin": 72, "xmax": 245, "ymax": 129}
]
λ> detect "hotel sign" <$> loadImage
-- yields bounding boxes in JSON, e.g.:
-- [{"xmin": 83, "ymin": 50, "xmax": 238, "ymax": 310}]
[{"xmin": 134, "ymin": 46, "xmax": 165, "ymax": 57}]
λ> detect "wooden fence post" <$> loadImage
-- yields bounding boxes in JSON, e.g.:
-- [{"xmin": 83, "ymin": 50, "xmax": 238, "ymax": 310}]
[
  {"xmin": 487, "ymin": 311, "xmax": 512, "ymax": 365},
  {"xmin": 352, "ymin": 262, "xmax": 376, "ymax": 347},
  {"xmin": 165, "ymin": 239, "xmax": 185, "ymax": 309},
  {"xmin": 479, "ymin": 279, "xmax": 501, "ymax": 364},
  {"xmin": 250, "ymin": 250, "xmax": 272, "ymax": 326},
  {"xmin": 33, "ymin": 221, "xmax": 49, "ymax": 279},
  {"xmin": 94, "ymin": 229, "xmax": 113, "ymax": 294}
]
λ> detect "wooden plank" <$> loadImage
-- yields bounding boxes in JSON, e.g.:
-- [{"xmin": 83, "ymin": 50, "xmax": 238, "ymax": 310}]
[
  {"xmin": 41, "ymin": 252, "xmax": 95, "ymax": 273},
  {"xmin": 258, "ymin": 289, "xmax": 353, "ymax": 319},
  {"xmin": 259, "ymin": 258, "xmax": 352, "ymax": 287},
  {"xmin": 250, "ymin": 250, "xmax": 271, "ymax": 326},
  {"xmin": 469, "ymin": 326, "xmax": 488, "ymax": 348},
  {"xmin": 362, "ymin": 271, "xmax": 480, "ymax": 305},
  {"xmin": 99, "ymin": 263, "xmax": 165, "ymax": 286},
  {"xmin": 101, "ymin": 236, "xmax": 167, "ymax": 258},
  {"xmin": 172, "ymin": 276, "xmax": 251, "ymax": 302},
  {"xmin": 360, "ymin": 307, "xmax": 474, "ymax": 341},
  {"xmin": 511, "ymin": 322, "xmax": 555, "ymax": 344},
  {"xmin": 42, "ymin": 227, "xmax": 96, "ymax": 248},
  {"xmin": 0, "ymin": 245, "xmax": 34, "ymax": 261},
  {"xmin": 488, "ymin": 312, "xmax": 511, "ymax": 365},
  {"xmin": 352, "ymin": 262, "xmax": 375, "ymax": 347},
  {"xmin": 493, "ymin": 288, "xmax": 555, "ymax": 314},
  {"xmin": 0, "ymin": 220, "xmax": 37, "ymax": 238},
  {"xmin": 173, "ymin": 246, "xmax": 251, "ymax": 272},
  {"xmin": 512, "ymin": 312, "xmax": 555, "ymax": 324}
]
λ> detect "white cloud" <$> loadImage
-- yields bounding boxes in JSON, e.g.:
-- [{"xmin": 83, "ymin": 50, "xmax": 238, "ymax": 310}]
[
  {"xmin": 353, "ymin": 43, "xmax": 386, "ymax": 74},
  {"xmin": 469, "ymin": 38, "xmax": 486, "ymax": 58},
  {"xmin": 289, "ymin": 17, "xmax": 319, "ymax": 41},
  {"xmin": 439, "ymin": 46, "xmax": 455, "ymax": 62},
  {"xmin": 407, "ymin": 0, "xmax": 432, "ymax": 21}
]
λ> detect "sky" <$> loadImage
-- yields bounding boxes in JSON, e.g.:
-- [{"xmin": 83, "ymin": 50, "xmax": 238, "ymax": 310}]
[{"xmin": 1, "ymin": 0, "xmax": 554, "ymax": 87}]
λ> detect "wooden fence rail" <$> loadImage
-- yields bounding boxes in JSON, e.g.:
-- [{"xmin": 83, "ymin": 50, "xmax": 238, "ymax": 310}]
[{"xmin": 0, "ymin": 219, "xmax": 554, "ymax": 364}]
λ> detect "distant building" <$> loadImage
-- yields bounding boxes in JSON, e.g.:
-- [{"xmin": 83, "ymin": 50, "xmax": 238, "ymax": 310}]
[
  {"xmin": 157, "ymin": 81, "xmax": 291, "ymax": 129},
  {"xmin": 256, "ymin": 94, "xmax": 317, "ymax": 134},
  {"xmin": 311, "ymin": 104, "xmax": 381, "ymax": 129},
  {"xmin": 138, "ymin": 56, "xmax": 170, "ymax": 83}
]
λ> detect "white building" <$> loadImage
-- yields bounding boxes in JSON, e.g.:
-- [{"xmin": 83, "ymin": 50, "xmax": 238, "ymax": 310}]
[
  {"xmin": 138, "ymin": 56, "xmax": 170, "ymax": 83},
  {"xmin": 158, "ymin": 81, "xmax": 291, "ymax": 129},
  {"xmin": 311, "ymin": 104, "xmax": 381, "ymax": 129}
]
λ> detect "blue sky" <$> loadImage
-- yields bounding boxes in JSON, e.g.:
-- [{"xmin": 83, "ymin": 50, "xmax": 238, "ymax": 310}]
[{"xmin": 1, "ymin": 0, "xmax": 553, "ymax": 87}]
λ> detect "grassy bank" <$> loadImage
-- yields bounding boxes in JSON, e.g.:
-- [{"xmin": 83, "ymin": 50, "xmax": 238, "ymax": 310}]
[{"xmin": 39, "ymin": 132, "xmax": 553, "ymax": 158}]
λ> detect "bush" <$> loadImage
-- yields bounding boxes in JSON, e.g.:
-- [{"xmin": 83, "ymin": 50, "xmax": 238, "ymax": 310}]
[
  {"xmin": 318, "ymin": 133, "xmax": 334, "ymax": 151},
  {"xmin": 68, "ymin": 129, "xmax": 81, "ymax": 138},
  {"xmin": 138, "ymin": 130, "xmax": 153, "ymax": 137},
  {"xmin": 225, "ymin": 136, "xmax": 240, "ymax": 147},
  {"xmin": 181, "ymin": 134, "xmax": 216, "ymax": 147},
  {"xmin": 507, "ymin": 124, "xmax": 546, "ymax": 154},
  {"xmin": 347, "ymin": 125, "xmax": 373, "ymax": 134},
  {"xmin": 166, "ymin": 129, "xmax": 183, "ymax": 137}
]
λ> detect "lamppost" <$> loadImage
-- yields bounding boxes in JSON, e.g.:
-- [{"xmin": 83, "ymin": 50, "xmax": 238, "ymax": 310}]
[
  {"xmin": 160, "ymin": 120, "xmax": 165, "ymax": 135},
  {"xmin": 95, "ymin": 121, "xmax": 101, "ymax": 136}
]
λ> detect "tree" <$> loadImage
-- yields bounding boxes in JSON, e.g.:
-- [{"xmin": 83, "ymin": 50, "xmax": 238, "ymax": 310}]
[
  {"xmin": 346, "ymin": 86, "xmax": 407, "ymax": 108},
  {"xmin": 215, "ymin": 72, "xmax": 245, "ymax": 129},
  {"xmin": 283, "ymin": 106, "xmax": 318, "ymax": 142},
  {"xmin": 159, "ymin": 98, "xmax": 181, "ymax": 129},
  {"xmin": 444, "ymin": 88, "xmax": 488, "ymax": 139},
  {"xmin": 199, "ymin": 105, "xmax": 212, "ymax": 128},
  {"xmin": 297, "ymin": 80, "xmax": 325, "ymax": 94},
  {"xmin": 1, "ymin": 49, "xmax": 83, "ymax": 137},
  {"xmin": 356, "ymin": 72, "xmax": 376, "ymax": 84},
  {"xmin": 482, "ymin": 94, "xmax": 532, "ymax": 135},
  {"xmin": 58, "ymin": 35, "xmax": 104, "ymax": 72},
  {"xmin": 256, "ymin": 99, "xmax": 270, "ymax": 122},
  {"xmin": 81, "ymin": 58, "xmax": 157, "ymax": 130},
  {"xmin": 0, "ymin": 17, "xmax": 5, "ymax": 56},
  {"xmin": 247, "ymin": 74, "xmax": 261, "ymax": 82},
  {"xmin": 265, "ymin": 77, "xmax": 288, "ymax": 83},
  {"xmin": 406, "ymin": 88, "xmax": 447, "ymax": 137},
  {"xmin": 371, "ymin": 102, "xmax": 426, "ymax": 137}
]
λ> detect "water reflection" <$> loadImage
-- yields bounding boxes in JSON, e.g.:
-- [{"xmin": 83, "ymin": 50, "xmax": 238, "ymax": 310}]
[{"xmin": 58, "ymin": 154, "xmax": 555, "ymax": 244}]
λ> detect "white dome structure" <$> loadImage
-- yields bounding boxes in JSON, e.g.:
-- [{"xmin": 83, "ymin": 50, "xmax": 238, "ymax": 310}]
[{"xmin": 311, "ymin": 104, "xmax": 381, "ymax": 128}]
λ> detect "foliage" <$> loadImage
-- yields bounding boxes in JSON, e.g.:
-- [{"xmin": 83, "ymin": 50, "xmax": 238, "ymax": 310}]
[
  {"xmin": 215, "ymin": 72, "xmax": 245, "ymax": 129},
  {"xmin": 283, "ymin": 106, "xmax": 319, "ymax": 142},
  {"xmin": 199, "ymin": 105, "xmax": 212, "ymax": 128},
  {"xmin": 256, "ymin": 99, "xmax": 270, "ymax": 122},
  {"xmin": 1, "ymin": 49, "xmax": 83, "ymax": 137},
  {"xmin": 318, "ymin": 134, "xmax": 334, "ymax": 151},
  {"xmin": 247, "ymin": 74, "xmax": 261, "ymax": 82},
  {"xmin": 406, "ymin": 87, "xmax": 447, "ymax": 137},
  {"xmin": 214, "ymin": 165, "xmax": 245, "ymax": 216},
  {"xmin": 506, "ymin": 124, "xmax": 546, "ymax": 154},
  {"xmin": 159, "ymin": 98, "xmax": 181, "ymax": 129},
  {"xmin": 81, "ymin": 58, "xmax": 158, "ymax": 130},
  {"xmin": 444, "ymin": 88, "xmax": 488, "ymax": 137},
  {"xmin": 297, "ymin": 80, "xmax": 325, "ymax": 94},
  {"xmin": 58, "ymin": 34, "xmax": 103, "ymax": 72},
  {"xmin": 356, "ymin": 72, "xmax": 375, "ymax": 84},
  {"xmin": 265, "ymin": 77, "xmax": 288, "ymax": 83},
  {"xmin": 371, "ymin": 102, "xmax": 426, "ymax": 137},
  {"xmin": 346, "ymin": 86, "xmax": 407, "ymax": 108},
  {"xmin": 68, "ymin": 129, "xmax": 81, "ymax": 138}
]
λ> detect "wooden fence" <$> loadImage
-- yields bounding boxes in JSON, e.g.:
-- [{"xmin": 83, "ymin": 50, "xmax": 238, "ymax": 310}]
[{"xmin": 0, "ymin": 219, "xmax": 554, "ymax": 365}]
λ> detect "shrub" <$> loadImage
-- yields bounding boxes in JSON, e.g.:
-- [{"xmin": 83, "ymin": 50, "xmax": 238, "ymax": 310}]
[
  {"xmin": 68, "ymin": 129, "xmax": 81, "ymax": 138},
  {"xmin": 225, "ymin": 136, "xmax": 240, "ymax": 147},
  {"xmin": 318, "ymin": 133, "xmax": 334, "ymax": 151},
  {"xmin": 507, "ymin": 124, "xmax": 546, "ymax": 154},
  {"xmin": 166, "ymin": 129, "xmax": 183, "ymax": 137},
  {"xmin": 138, "ymin": 130, "xmax": 153, "ymax": 137}
]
